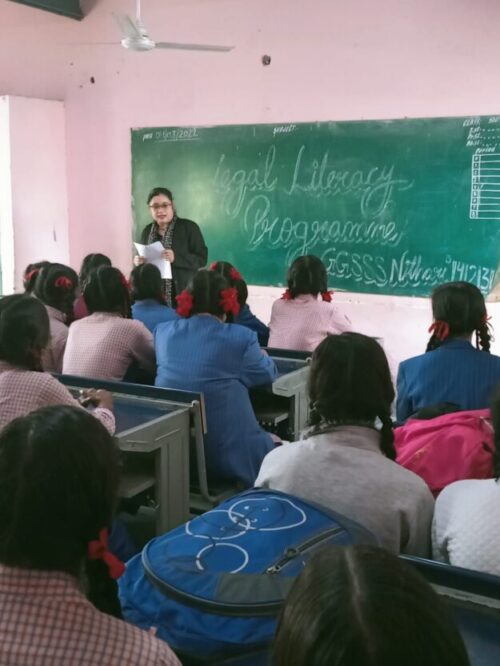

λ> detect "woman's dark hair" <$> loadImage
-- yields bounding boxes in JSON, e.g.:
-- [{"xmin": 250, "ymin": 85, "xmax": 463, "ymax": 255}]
[
  {"xmin": 0, "ymin": 295, "xmax": 49, "ymax": 370},
  {"xmin": 308, "ymin": 333, "xmax": 395, "ymax": 459},
  {"xmin": 0, "ymin": 406, "xmax": 122, "ymax": 617},
  {"xmin": 84, "ymin": 266, "xmax": 131, "ymax": 318},
  {"xmin": 147, "ymin": 186, "xmax": 174, "ymax": 204},
  {"xmin": 273, "ymin": 545, "xmax": 470, "ymax": 666},
  {"xmin": 182, "ymin": 269, "xmax": 236, "ymax": 323},
  {"xmin": 34, "ymin": 263, "xmax": 78, "ymax": 323},
  {"xmin": 210, "ymin": 260, "xmax": 248, "ymax": 307},
  {"xmin": 130, "ymin": 264, "xmax": 165, "ymax": 304},
  {"xmin": 287, "ymin": 255, "xmax": 328, "ymax": 298},
  {"xmin": 79, "ymin": 253, "xmax": 112, "ymax": 289},
  {"xmin": 427, "ymin": 281, "xmax": 490, "ymax": 352},
  {"xmin": 23, "ymin": 261, "xmax": 51, "ymax": 293},
  {"xmin": 490, "ymin": 389, "xmax": 500, "ymax": 478}
]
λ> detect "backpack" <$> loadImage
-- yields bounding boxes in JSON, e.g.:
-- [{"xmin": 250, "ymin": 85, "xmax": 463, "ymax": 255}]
[
  {"xmin": 119, "ymin": 488, "xmax": 377, "ymax": 664},
  {"xmin": 395, "ymin": 408, "xmax": 494, "ymax": 497}
]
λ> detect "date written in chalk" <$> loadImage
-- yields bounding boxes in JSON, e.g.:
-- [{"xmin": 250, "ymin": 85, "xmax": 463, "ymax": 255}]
[{"xmin": 273, "ymin": 125, "xmax": 297, "ymax": 136}]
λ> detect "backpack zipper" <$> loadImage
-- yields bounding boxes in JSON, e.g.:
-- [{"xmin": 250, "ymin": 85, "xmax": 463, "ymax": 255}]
[{"xmin": 265, "ymin": 526, "xmax": 344, "ymax": 574}]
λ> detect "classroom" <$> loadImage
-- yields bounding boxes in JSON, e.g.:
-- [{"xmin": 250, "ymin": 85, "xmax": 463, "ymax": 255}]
[{"xmin": 1, "ymin": 1, "xmax": 500, "ymax": 664}]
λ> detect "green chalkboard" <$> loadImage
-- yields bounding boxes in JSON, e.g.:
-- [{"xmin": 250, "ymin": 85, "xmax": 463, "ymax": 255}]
[{"xmin": 131, "ymin": 116, "xmax": 500, "ymax": 297}]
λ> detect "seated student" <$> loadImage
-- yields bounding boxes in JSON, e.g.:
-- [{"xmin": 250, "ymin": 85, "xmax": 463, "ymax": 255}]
[
  {"xmin": 23, "ymin": 260, "xmax": 51, "ymax": 294},
  {"xmin": 0, "ymin": 295, "xmax": 114, "ymax": 433},
  {"xmin": 268, "ymin": 255, "xmax": 351, "ymax": 352},
  {"xmin": 33, "ymin": 262, "xmax": 78, "ymax": 373},
  {"xmin": 397, "ymin": 281, "xmax": 500, "ymax": 422},
  {"xmin": 63, "ymin": 266, "xmax": 155, "ymax": 382},
  {"xmin": 273, "ymin": 545, "xmax": 470, "ymax": 666},
  {"xmin": 155, "ymin": 269, "xmax": 278, "ymax": 487},
  {"xmin": 256, "ymin": 333, "xmax": 434, "ymax": 556},
  {"xmin": 0, "ymin": 405, "xmax": 180, "ymax": 666},
  {"xmin": 130, "ymin": 263, "xmax": 179, "ymax": 333},
  {"xmin": 74, "ymin": 252, "xmax": 112, "ymax": 320},
  {"xmin": 209, "ymin": 260, "xmax": 270, "ymax": 346},
  {"xmin": 432, "ymin": 390, "xmax": 500, "ymax": 576}
]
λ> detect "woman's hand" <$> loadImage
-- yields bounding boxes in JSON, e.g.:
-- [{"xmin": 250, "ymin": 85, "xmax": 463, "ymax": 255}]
[
  {"xmin": 80, "ymin": 389, "xmax": 114, "ymax": 412},
  {"xmin": 162, "ymin": 249, "xmax": 175, "ymax": 263},
  {"xmin": 134, "ymin": 255, "xmax": 146, "ymax": 266}
]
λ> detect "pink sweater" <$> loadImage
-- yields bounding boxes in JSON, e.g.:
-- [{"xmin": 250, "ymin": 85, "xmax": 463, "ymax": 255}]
[{"xmin": 268, "ymin": 294, "xmax": 351, "ymax": 352}]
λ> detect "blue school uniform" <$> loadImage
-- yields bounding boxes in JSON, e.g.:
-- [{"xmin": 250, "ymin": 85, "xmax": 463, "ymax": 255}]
[
  {"xmin": 234, "ymin": 304, "xmax": 270, "ymax": 347},
  {"xmin": 155, "ymin": 316, "xmax": 278, "ymax": 487},
  {"xmin": 132, "ymin": 299, "xmax": 179, "ymax": 333},
  {"xmin": 396, "ymin": 339, "xmax": 500, "ymax": 422}
]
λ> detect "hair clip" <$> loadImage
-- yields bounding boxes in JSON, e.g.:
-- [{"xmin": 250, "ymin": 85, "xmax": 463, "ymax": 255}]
[
  {"xmin": 321, "ymin": 290, "xmax": 333, "ymax": 302},
  {"xmin": 87, "ymin": 528, "xmax": 125, "ymax": 580},
  {"xmin": 24, "ymin": 269, "xmax": 39, "ymax": 282},
  {"xmin": 229, "ymin": 267, "xmax": 243, "ymax": 281},
  {"xmin": 209, "ymin": 261, "xmax": 218, "ymax": 271},
  {"xmin": 281, "ymin": 289, "xmax": 293, "ymax": 300},
  {"xmin": 428, "ymin": 320, "xmax": 450, "ymax": 341},
  {"xmin": 220, "ymin": 287, "xmax": 240, "ymax": 316},
  {"xmin": 54, "ymin": 276, "xmax": 73, "ymax": 289},
  {"xmin": 176, "ymin": 290, "xmax": 194, "ymax": 317}
]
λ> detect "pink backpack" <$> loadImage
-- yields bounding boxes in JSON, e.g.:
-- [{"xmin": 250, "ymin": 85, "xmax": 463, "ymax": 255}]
[{"xmin": 395, "ymin": 409, "xmax": 494, "ymax": 497}]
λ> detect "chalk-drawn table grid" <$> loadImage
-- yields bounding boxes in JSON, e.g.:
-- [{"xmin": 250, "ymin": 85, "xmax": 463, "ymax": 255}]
[{"xmin": 470, "ymin": 154, "xmax": 500, "ymax": 220}]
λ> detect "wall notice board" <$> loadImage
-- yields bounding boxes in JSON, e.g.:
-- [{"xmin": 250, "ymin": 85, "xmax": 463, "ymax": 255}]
[{"xmin": 131, "ymin": 116, "xmax": 500, "ymax": 297}]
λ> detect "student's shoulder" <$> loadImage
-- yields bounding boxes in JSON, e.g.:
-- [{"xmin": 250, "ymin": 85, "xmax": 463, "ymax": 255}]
[{"xmin": 225, "ymin": 322, "xmax": 259, "ymax": 344}]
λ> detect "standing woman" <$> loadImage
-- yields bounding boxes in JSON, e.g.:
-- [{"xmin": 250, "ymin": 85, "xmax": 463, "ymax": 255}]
[{"xmin": 134, "ymin": 187, "xmax": 208, "ymax": 306}]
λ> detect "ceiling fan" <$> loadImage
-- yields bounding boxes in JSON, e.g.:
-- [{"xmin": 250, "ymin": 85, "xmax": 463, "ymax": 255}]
[{"xmin": 114, "ymin": 0, "xmax": 234, "ymax": 52}]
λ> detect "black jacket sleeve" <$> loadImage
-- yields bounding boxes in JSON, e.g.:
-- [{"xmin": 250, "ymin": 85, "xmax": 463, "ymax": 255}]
[{"xmin": 172, "ymin": 219, "xmax": 208, "ymax": 271}]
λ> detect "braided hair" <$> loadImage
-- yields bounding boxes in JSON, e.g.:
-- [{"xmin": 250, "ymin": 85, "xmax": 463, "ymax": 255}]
[
  {"xmin": 426, "ymin": 282, "xmax": 490, "ymax": 352},
  {"xmin": 130, "ymin": 263, "xmax": 165, "ymax": 305},
  {"xmin": 84, "ymin": 266, "xmax": 131, "ymax": 319},
  {"xmin": 287, "ymin": 255, "xmax": 328, "ymax": 299},
  {"xmin": 209, "ymin": 260, "xmax": 248, "ymax": 309},
  {"xmin": 0, "ymin": 295, "xmax": 49, "ymax": 371},
  {"xmin": 34, "ymin": 263, "xmax": 78, "ymax": 323},
  {"xmin": 23, "ymin": 261, "xmax": 51, "ymax": 294},
  {"xmin": 307, "ymin": 333, "xmax": 396, "ymax": 459},
  {"xmin": 0, "ymin": 406, "xmax": 122, "ymax": 617}
]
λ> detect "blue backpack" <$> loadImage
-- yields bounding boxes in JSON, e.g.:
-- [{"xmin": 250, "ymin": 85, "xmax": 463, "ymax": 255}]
[{"xmin": 119, "ymin": 488, "xmax": 377, "ymax": 664}]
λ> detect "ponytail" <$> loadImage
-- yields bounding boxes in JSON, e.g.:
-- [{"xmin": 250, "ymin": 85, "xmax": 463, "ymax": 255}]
[
  {"xmin": 84, "ymin": 558, "xmax": 123, "ymax": 618},
  {"xmin": 379, "ymin": 412, "xmax": 396, "ymax": 460},
  {"xmin": 476, "ymin": 321, "xmax": 491, "ymax": 352}
]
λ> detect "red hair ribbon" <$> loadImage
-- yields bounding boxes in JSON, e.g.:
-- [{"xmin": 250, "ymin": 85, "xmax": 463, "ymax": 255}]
[
  {"xmin": 176, "ymin": 289, "xmax": 194, "ymax": 317},
  {"xmin": 120, "ymin": 275, "xmax": 130, "ymax": 290},
  {"xmin": 481, "ymin": 313, "xmax": 491, "ymax": 325},
  {"xmin": 54, "ymin": 276, "xmax": 73, "ymax": 289},
  {"xmin": 87, "ymin": 528, "xmax": 125, "ymax": 580},
  {"xmin": 209, "ymin": 261, "xmax": 218, "ymax": 271},
  {"xmin": 428, "ymin": 320, "xmax": 450, "ymax": 341},
  {"xmin": 321, "ymin": 291, "xmax": 333, "ymax": 302},
  {"xmin": 25, "ymin": 269, "xmax": 39, "ymax": 282},
  {"xmin": 220, "ymin": 287, "xmax": 240, "ymax": 316},
  {"xmin": 281, "ymin": 289, "xmax": 293, "ymax": 300},
  {"xmin": 229, "ymin": 267, "xmax": 243, "ymax": 281}
]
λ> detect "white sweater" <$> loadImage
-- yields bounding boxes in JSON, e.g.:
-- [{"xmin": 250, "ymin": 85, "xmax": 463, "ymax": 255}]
[
  {"xmin": 432, "ymin": 479, "xmax": 500, "ymax": 576},
  {"xmin": 255, "ymin": 426, "xmax": 434, "ymax": 556}
]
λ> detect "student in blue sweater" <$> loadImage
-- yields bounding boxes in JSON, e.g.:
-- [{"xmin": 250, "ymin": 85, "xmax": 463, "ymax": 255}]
[
  {"xmin": 155, "ymin": 269, "xmax": 278, "ymax": 487},
  {"xmin": 209, "ymin": 261, "xmax": 270, "ymax": 346},
  {"xmin": 397, "ymin": 281, "xmax": 500, "ymax": 422},
  {"xmin": 130, "ymin": 264, "xmax": 179, "ymax": 333}
]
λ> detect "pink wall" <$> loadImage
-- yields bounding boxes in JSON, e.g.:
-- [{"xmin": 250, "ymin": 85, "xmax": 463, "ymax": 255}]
[{"xmin": 2, "ymin": 0, "xmax": 500, "ymax": 368}]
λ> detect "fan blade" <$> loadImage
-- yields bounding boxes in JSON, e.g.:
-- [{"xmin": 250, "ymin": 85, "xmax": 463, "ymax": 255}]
[
  {"xmin": 113, "ymin": 13, "xmax": 142, "ymax": 39},
  {"xmin": 155, "ymin": 41, "xmax": 234, "ymax": 52}
]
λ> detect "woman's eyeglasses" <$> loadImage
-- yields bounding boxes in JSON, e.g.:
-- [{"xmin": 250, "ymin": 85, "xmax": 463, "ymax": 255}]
[{"xmin": 149, "ymin": 203, "xmax": 173, "ymax": 211}]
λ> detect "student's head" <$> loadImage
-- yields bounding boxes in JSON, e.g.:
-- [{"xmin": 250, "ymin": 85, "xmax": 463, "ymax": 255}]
[
  {"xmin": 84, "ymin": 266, "xmax": 131, "ymax": 318},
  {"xmin": 130, "ymin": 263, "xmax": 165, "ymax": 304},
  {"xmin": 209, "ymin": 260, "xmax": 248, "ymax": 308},
  {"xmin": 176, "ymin": 269, "xmax": 240, "ymax": 323},
  {"xmin": 79, "ymin": 253, "xmax": 112, "ymax": 290},
  {"xmin": 23, "ymin": 261, "xmax": 51, "ymax": 294},
  {"xmin": 34, "ymin": 263, "xmax": 78, "ymax": 322},
  {"xmin": 147, "ymin": 186, "xmax": 175, "ymax": 226},
  {"xmin": 273, "ymin": 545, "xmax": 470, "ymax": 666},
  {"xmin": 308, "ymin": 333, "xmax": 395, "ymax": 459},
  {"xmin": 427, "ymin": 281, "xmax": 490, "ymax": 352},
  {"xmin": 287, "ymin": 255, "xmax": 328, "ymax": 299},
  {"xmin": 0, "ymin": 406, "xmax": 122, "ymax": 617},
  {"xmin": 0, "ymin": 295, "xmax": 49, "ymax": 371}
]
